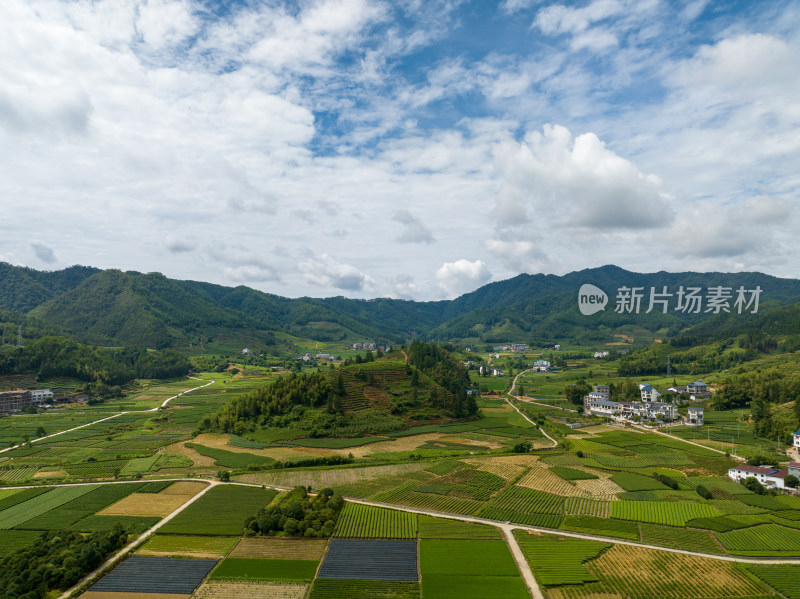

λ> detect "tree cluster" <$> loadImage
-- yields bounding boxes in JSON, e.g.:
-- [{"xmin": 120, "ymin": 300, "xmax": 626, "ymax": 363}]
[
  {"xmin": 245, "ymin": 486, "xmax": 345, "ymax": 538},
  {"xmin": 0, "ymin": 336, "xmax": 189, "ymax": 385},
  {"xmin": 0, "ymin": 525, "xmax": 129, "ymax": 599}
]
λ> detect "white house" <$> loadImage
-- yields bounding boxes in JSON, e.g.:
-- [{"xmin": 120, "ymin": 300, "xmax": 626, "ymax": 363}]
[
  {"xmin": 533, "ymin": 360, "xmax": 551, "ymax": 372},
  {"xmin": 592, "ymin": 385, "xmax": 610, "ymax": 400},
  {"xmin": 728, "ymin": 465, "xmax": 792, "ymax": 490},
  {"xmin": 587, "ymin": 399, "xmax": 620, "ymax": 417},
  {"xmin": 639, "ymin": 384, "xmax": 661, "ymax": 403},
  {"xmin": 593, "ymin": 351, "xmax": 609, "ymax": 358},
  {"xmin": 687, "ymin": 407, "xmax": 704, "ymax": 426},
  {"xmin": 30, "ymin": 389, "xmax": 53, "ymax": 405},
  {"xmin": 793, "ymin": 429, "xmax": 800, "ymax": 449}
]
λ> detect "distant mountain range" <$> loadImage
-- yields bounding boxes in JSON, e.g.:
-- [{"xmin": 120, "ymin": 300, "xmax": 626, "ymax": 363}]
[{"xmin": 1, "ymin": 262, "xmax": 800, "ymax": 351}]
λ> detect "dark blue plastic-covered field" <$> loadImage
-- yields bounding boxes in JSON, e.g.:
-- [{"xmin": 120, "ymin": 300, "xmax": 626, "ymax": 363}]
[
  {"xmin": 318, "ymin": 540, "xmax": 418, "ymax": 581},
  {"xmin": 89, "ymin": 555, "xmax": 217, "ymax": 594}
]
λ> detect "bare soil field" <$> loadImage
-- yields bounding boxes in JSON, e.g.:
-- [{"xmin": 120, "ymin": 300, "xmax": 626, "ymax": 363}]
[
  {"xmin": 192, "ymin": 581, "xmax": 308, "ymax": 599},
  {"xmin": 99, "ymin": 482, "xmax": 206, "ymax": 517}
]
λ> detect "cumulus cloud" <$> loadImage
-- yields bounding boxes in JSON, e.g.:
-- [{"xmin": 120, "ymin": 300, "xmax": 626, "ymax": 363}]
[
  {"xmin": 493, "ymin": 124, "xmax": 674, "ymax": 230},
  {"xmin": 392, "ymin": 210, "xmax": 435, "ymax": 244},
  {"xmin": 300, "ymin": 253, "xmax": 375, "ymax": 292},
  {"xmin": 387, "ymin": 274, "xmax": 422, "ymax": 299},
  {"xmin": 436, "ymin": 259, "xmax": 492, "ymax": 297},
  {"xmin": 31, "ymin": 242, "xmax": 57, "ymax": 264},
  {"xmin": 225, "ymin": 264, "xmax": 281, "ymax": 283}
]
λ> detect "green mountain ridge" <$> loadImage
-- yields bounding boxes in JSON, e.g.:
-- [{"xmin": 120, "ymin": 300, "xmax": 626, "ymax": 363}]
[{"xmin": 2, "ymin": 262, "xmax": 800, "ymax": 350}]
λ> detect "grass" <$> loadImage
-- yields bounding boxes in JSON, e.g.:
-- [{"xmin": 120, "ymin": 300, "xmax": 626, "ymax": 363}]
[
  {"xmin": 210, "ymin": 558, "xmax": 319, "ymax": 581},
  {"xmin": 160, "ymin": 485, "xmax": 277, "ymax": 536},
  {"xmin": 334, "ymin": 503, "xmax": 417, "ymax": 539}
]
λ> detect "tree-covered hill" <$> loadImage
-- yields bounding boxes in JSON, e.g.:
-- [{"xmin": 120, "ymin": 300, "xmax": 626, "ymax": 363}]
[
  {"xmin": 202, "ymin": 344, "xmax": 476, "ymax": 437},
  {"xmin": 3, "ymin": 262, "xmax": 800, "ymax": 350}
]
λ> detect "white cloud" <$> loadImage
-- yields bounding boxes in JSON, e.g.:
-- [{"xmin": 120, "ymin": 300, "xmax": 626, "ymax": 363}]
[
  {"xmin": 392, "ymin": 210, "xmax": 435, "ymax": 244},
  {"xmin": 534, "ymin": 0, "xmax": 624, "ymax": 36},
  {"xmin": 493, "ymin": 124, "xmax": 673, "ymax": 230},
  {"xmin": 225, "ymin": 264, "xmax": 281, "ymax": 283},
  {"xmin": 300, "ymin": 253, "xmax": 375, "ymax": 292},
  {"xmin": 436, "ymin": 259, "xmax": 492, "ymax": 297},
  {"xmin": 135, "ymin": 0, "xmax": 198, "ymax": 51},
  {"xmin": 165, "ymin": 238, "xmax": 195, "ymax": 253}
]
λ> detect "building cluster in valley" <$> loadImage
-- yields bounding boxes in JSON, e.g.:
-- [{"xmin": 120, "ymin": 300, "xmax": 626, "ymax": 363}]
[
  {"xmin": 0, "ymin": 388, "xmax": 54, "ymax": 414},
  {"xmin": 583, "ymin": 382, "xmax": 709, "ymax": 425},
  {"xmin": 728, "ymin": 462, "xmax": 800, "ymax": 491}
]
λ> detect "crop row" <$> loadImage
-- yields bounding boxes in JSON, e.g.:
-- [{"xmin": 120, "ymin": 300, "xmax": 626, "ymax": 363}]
[
  {"xmin": 718, "ymin": 524, "xmax": 800, "ymax": 554},
  {"xmin": 370, "ymin": 481, "xmax": 483, "ymax": 515},
  {"xmin": 639, "ymin": 523, "xmax": 722, "ymax": 553},
  {"xmin": 745, "ymin": 565, "xmax": 800, "ymax": 599},
  {"xmin": 0, "ymin": 485, "xmax": 98, "ymax": 529},
  {"xmin": 334, "ymin": 503, "xmax": 417, "ymax": 539},
  {"xmin": 437, "ymin": 468, "xmax": 505, "ymax": 501},
  {"xmin": 560, "ymin": 515, "xmax": 639, "ymax": 540},
  {"xmin": 309, "ymin": 579, "xmax": 420, "ymax": 599},
  {"xmin": 513, "ymin": 532, "xmax": 609, "ymax": 586},
  {"xmin": 418, "ymin": 516, "xmax": 501, "ymax": 540},
  {"xmin": 610, "ymin": 499, "xmax": 721, "ymax": 526},
  {"xmin": 564, "ymin": 496, "xmax": 610, "ymax": 518},
  {"xmin": 488, "ymin": 486, "xmax": 564, "ymax": 515}
]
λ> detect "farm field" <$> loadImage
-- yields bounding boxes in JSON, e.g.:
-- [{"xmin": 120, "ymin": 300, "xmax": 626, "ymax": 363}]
[
  {"xmin": 308, "ymin": 579, "xmax": 421, "ymax": 599},
  {"xmin": 99, "ymin": 481, "xmax": 206, "ymax": 518},
  {"xmin": 420, "ymin": 539, "xmax": 529, "ymax": 599},
  {"xmin": 193, "ymin": 580, "xmax": 310, "ymax": 599},
  {"xmin": 160, "ymin": 485, "xmax": 276, "ymax": 536},
  {"xmin": 229, "ymin": 537, "xmax": 327, "ymax": 560},
  {"xmin": 137, "ymin": 535, "xmax": 237, "ymax": 559},
  {"xmin": 516, "ymin": 532, "xmax": 775, "ymax": 599},
  {"xmin": 334, "ymin": 503, "xmax": 417, "ymax": 539},
  {"xmin": 745, "ymin": 565, "xmax": 800, "ymax": 599},
  {"xmin": 210, "ymin": 558, "xmax": 319, "ymax": 581}
]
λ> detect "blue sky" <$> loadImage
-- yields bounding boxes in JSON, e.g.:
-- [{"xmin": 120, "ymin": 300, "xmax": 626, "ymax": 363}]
[{"xmin": 1, "ymin": 0, "xmax": 798, "ymax": 299}]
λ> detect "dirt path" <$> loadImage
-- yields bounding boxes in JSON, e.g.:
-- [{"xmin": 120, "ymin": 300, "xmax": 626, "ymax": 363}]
[
  {"xmin": 501, "ymin": 523, "xmax": 544, "ymax": 599},
  {"xmin": 503, "ymin": 386, "xmax": 558, "ymax": 449}
]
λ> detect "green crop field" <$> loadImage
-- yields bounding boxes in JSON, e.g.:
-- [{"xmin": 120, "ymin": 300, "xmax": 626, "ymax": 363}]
[
  {"xmin": 514, "ymin": 532, "xmax": 610, "ymax": 586},
  {"xmin": 309, "ymin": 579, "xmax": 421, "ymax": 599},
  {"xmin": 610, "ymin": 472, "xmax": 668, "ymax": 491},
  {"xmin": 550, "ymin": 467, "xmax": 598, "ymax": 481},
  {"xmin": 14, "ymin": 483, "xmax": 143, "ymax": 530},
  {"xmin": 478, "ymin": 486, "xmax": 564, "ymax": 528},
  {"xmin": 560, "ymin": 515, "xmax": 639, "ymax": 540},
  {"xmin": 718, "ymin": 524, "xmax": 800, "ymax": 555},
  {"xmin": 370, "ymin": 481, "xmax": 483, "ymax": 515},
  {"xmin": 160, "ymin": 485, "xmax": 277, "ymax": 536},
  {"xmin": 334, "ymin": 503, "xmax": 417, "ymax": 539},
  {"xmin": 0, "ymin": 488, "xmax": 49, "ymax": 511},
  {"xmin": 420, "ymin": 540, "xmax": 529, "ymax": 599},
  {"xmin": 639, "ymin": 522, "xmax": 722, "ymax": 553},
  {"xmin": 610, "ymin": 499, "xmax": 722, "ymax": 526},
  {"xmin": 418, "ymin": 516, "xmax": 502, "ymax": 540},
  {"xmin": 746, "ymin": 565, "xmax": 800, "ymax": 599},
  {"xmin": 211, "ymin": 558, "xmax": 319, "ymax": 581},
  {"xmin": 69, "ymin": 514, "xmax": 159, "ymax": 533},
  {"xmin": 0, "ymin": 485, "xmax": 98, "ymax": 529}
]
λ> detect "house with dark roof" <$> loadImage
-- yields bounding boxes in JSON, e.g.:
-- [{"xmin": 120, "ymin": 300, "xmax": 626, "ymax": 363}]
[{"xmin": 728, "ymin": 464, "xmax": 793, "ymax": 489}]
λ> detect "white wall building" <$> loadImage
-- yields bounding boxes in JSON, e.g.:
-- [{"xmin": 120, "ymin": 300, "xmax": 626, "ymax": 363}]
[{"xmin": 793, "ymin": 429, "xmax": 800, "ymax": 449}]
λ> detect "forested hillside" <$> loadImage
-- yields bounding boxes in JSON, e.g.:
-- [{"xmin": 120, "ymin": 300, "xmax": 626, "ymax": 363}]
[{"xmin": 3, "ymin": 262, "xmax": 800, "ymax": 350}]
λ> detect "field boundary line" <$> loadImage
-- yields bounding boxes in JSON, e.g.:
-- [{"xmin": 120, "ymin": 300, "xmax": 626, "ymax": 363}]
[
  {"xmin": 56, "ymin": 480, "xmax": 218, "ymax": 599},
  {"xmin": 0, "ymin": 377, "xmax": 215, "ymax": 455},
  {"xmin": 343, "ymin": 496, "xmax": 800, "ymax": 565},
  {"xmin": 501, "ymin": 523, "xmax": 544, "ymax": 599},
  {"xmin": 504, "ymin": 379, "xmax": 557, "ymax": 448}
]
